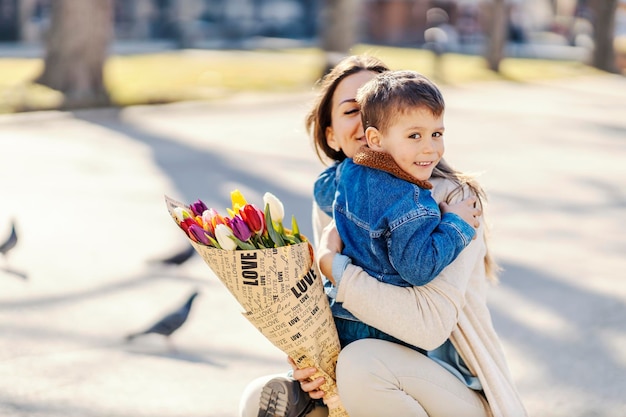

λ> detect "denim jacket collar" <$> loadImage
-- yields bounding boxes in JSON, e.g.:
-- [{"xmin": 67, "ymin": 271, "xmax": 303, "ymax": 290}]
[{"xmin": 353, "ymin": 146, "xmax": 433, "ymax": 190}]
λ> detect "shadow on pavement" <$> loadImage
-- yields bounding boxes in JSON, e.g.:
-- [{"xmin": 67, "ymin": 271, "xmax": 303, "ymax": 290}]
[
  {"xmin": 493, "ymin": 260, "xmax": 625, "ymax": 404},
  {"xmin": 0, "ymin": 271, "xmax": 208, "ymax": 310},
  {"xmin": 70, "ymin": 106, "xmax": 316, "ymax": 240}
]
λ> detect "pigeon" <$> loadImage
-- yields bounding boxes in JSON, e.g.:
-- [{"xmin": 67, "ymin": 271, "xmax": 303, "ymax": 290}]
[
  {"xmin": 1, "ymin": 267, "xmax": 27, "ymax": 280},
  {"xmin": 0, "ymin": 219, "xmax": 17, "ymax": 260},
  {"xmin": 148, "ymin": 244, "xmax": 196, "ymax": 267},
  {"xmin": 125, "ymin": 291, "xmax": 200, "ymax": 351},
  {"xmin": 0, "ymin": 219, "xmax": 26, "ymax": 280}
]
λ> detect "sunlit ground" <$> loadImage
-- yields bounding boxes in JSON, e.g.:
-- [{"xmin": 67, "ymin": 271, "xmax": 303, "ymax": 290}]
[{"xmin": 0, "ymin": 43, "xmax": 617, "ymax": 114}]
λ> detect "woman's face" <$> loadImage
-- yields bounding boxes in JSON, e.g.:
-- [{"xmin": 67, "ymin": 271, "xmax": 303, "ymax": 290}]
[{"xmin": 326, "ymin": 70, "xmax": 378, "ymax": 159}]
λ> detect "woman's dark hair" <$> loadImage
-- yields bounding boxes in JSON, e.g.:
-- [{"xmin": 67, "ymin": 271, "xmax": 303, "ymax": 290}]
[{"xmin": 305, "ymin": 55, "xmax": 389, "ymax": 164}]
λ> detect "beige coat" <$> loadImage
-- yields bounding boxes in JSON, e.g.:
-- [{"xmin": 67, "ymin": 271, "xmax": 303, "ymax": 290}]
[{"xmin": 320, "ymin": 177, "xmax": 527, "ymax": 417}]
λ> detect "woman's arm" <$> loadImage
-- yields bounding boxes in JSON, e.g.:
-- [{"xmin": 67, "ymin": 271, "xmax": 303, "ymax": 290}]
[
  {"xmin": 336, "ymin": 237, "xmax": 482, "ymax": 350},
  {"xmin": 323, "ymin": 181, "xmax": 487, "ymax": 350}
]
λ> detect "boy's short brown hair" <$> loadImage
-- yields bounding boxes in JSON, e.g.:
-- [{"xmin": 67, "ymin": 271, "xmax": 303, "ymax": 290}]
[{"xmin": 356, "ymin": 70, "xmax": 445, "ymax": 134}]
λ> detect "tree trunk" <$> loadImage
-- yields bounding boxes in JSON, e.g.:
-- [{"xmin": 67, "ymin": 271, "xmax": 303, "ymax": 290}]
[
  {"xmin": 36, "ymin": 0, "xmax": 113, "ymax": 109},
  {"xmin": 319, "ymin": 0, "xmax": 359, "ymax": 74},
  {"xmin": 483, "ymin": 0, "xmax": 508, "ymax": 72},
  {"xmin": 589, "ymin": 0, "xmax": 618, "ymax": 73}
]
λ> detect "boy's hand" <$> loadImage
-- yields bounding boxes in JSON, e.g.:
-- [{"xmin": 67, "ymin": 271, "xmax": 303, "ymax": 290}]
[{"xmin": 440, "ymin": 196, "xmax": 481, "ymax": 235}]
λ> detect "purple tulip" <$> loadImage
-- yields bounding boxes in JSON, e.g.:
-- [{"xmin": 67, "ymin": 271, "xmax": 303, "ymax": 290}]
[
  {"xmin": 228, "ymin": 215, "xmax": 252, "ymax": 242},
  {"xmin": 188, "ymin": 223, "xmax": 210, "ymax": 245},
  {"xmin": 189, "ymin": 199, "xmax": 208, "ymax": 217}
]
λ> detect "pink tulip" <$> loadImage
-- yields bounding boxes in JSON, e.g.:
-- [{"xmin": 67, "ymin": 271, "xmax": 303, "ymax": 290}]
[{"xmin": 201, "ymin": 208, "xmax": 227, "ymax": 233}]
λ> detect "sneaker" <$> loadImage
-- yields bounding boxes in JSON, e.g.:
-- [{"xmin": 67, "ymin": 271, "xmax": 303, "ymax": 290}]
[{"xmin": 257, "ymin": 376, "xmax": 315, "ymax": 417}]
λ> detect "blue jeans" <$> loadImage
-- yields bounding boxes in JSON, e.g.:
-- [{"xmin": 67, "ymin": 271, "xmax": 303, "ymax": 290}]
[{"xmin": 334, "ymin": 317, "xmax": 427, "ymax": 354}]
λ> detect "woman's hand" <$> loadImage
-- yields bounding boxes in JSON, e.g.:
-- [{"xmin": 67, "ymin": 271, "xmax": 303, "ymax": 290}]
[
  {"xmin": 316, "ymin": 221, "xmax": 343, "ymax": 284},
  {"xmin": 288, "ymin": 357, "xmax": 326, "ymax": 400}
]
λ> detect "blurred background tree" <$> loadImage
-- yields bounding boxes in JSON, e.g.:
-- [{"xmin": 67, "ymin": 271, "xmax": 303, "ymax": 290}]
[
  {"xmin": 483, "ymin": 0, "xmax": 507, "ymax": 72},
  {"xmin": 319, "ymin": 0, "xmax": 358, "ymax": 73},
  {"xmin": 0, "ymin": 0, "xmax": 622, "ymax": 113},
  {"xmin": 590, "ymin": 0, "xmax": 619, "ymax": 72},
  {"xmin": 35, "ymin": 0, "xmax": 113, "ymax": 108}
]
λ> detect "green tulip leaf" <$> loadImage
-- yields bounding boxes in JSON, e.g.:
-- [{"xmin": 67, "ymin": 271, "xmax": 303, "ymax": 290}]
[
  {"xmin": 291, "ymin": 214, "xmax": 302, "ymax": 242},
  {"xmin": 230, "ymin": 235, "xmax": 257, "ymax": 250},
  {"xmin": 207, "ymin": 235, "xmax": 222, "ymax": 249},
  {"xmin": 265, "ymin": 203, "xmax": 285, "ymax": 247}
]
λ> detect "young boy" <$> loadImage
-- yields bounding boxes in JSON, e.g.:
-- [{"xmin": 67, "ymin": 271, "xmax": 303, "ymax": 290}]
[{"xmin": 329, "ymin": 70, "xmax": 480, "ymax": 349}]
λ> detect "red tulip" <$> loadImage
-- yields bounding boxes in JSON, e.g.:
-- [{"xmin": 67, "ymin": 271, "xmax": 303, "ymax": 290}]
[
  {"xmin": 240, "ymin": 204, "xmax": 265, "ymax": 235},
  {"xmin": 180, "ymin": 217, "xmax": 199, "ymax": 235}
]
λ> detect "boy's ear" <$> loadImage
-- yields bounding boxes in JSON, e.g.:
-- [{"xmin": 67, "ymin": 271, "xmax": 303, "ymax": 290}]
[
  {"xmin": 326, "ymin": 126, "xmax": 341, "ymax": 152},
  {"xmin": 366, "ymin": 127, "xmax": 383, "ymax": 150}
]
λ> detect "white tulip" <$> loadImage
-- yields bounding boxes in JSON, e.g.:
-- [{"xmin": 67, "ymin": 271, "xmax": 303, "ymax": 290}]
[
  {"xmin": 173, "ymin": 207, "xmax": 191, "ymax": 223},
  {"xmin": 214, "ymin": 224, "xmax": 238, "ymax": 250},
  {"xmin": 263, "ymin": 192, "xmax": 285, "ymax": 223}
]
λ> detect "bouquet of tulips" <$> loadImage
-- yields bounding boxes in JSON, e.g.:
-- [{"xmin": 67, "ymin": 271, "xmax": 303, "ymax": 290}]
[
  {"xmin": 166, "ymin": 190, "xmax": 348, "ymax": 417},
  {"xmin": 171, "ymin": 189, "xmax": 305, "ymax": 251}
]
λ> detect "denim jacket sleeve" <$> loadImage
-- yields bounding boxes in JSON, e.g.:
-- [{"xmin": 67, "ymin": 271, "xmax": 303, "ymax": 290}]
[
  {"xmin": 388, "ymin": 191, "xmax": 476, "ymax": 286},
  {"xmin": 335, "ymin": 180, "xmax": 486, "ymax": 350},
  {"xmin": 313, "ymin": 163, "xmax": 340, "ymax": 217}
]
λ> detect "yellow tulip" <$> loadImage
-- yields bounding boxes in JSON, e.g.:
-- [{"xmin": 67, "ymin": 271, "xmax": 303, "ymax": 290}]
[{"xmin": 229, "ymin": 189, "xmax": 248, "ymax": 216}]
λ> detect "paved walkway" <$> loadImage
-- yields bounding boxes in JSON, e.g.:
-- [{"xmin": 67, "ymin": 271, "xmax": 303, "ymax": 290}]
[{"xmin": 0, "ymin": 74, "xmax": 625, "ymax": 417}]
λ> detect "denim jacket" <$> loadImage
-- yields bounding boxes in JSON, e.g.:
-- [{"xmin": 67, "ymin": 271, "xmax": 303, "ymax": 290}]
[
  {"xmin": 313, "ymin": 162, "xmax": 340, "ymax": 218},
  {"xmin": 331, "ymin": 148, "xmax": 475, "ymax": 321}
]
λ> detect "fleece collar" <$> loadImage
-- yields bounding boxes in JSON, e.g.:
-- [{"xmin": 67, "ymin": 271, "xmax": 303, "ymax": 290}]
[{"xmin": 353, "ymin": 146, "xmax": 432, "ymax": 190}]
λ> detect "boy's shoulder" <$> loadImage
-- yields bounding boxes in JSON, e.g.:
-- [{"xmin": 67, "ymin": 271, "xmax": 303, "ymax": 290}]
[
  {"xmin": 318, "ymin": 161, "xmax": 341, "ymax": 175},
  {"xmin": 346, "ymin": 161, "xmax": 421, "ymax": 199},
  {"xmin": 315, "ymin": 161, "xmax": 342, "ymax": 184}
]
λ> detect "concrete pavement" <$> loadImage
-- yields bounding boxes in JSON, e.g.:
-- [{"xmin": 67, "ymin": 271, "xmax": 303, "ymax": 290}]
[{"xmin": 0, "ymin": 74, "xmax": 625, "ymax": 417}]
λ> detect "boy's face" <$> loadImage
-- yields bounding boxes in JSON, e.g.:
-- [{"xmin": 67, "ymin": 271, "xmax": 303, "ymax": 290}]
[{"xmin": 366, "ymin": 106, "xmax": 444, "ymax": 181}]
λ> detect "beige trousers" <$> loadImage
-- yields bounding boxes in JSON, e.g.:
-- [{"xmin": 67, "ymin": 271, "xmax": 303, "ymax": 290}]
[
  {"xmin": 337, "ymin": 339, "xmax": 490, "ymax": 417},
  {"xmin": 239, "ymin": 339, "xmax": 489, "ymax": 417}
]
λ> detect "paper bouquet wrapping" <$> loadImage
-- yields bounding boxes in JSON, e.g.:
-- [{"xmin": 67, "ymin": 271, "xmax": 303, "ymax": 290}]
[{"xmin": 165, "ymin": 192, "xmax": 348, "ymax": 417}]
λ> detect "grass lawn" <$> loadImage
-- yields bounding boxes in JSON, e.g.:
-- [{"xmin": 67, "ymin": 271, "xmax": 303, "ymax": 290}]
[{"xmin": 0, "ymin": 43, "xmax": 610, "ymax": 114}]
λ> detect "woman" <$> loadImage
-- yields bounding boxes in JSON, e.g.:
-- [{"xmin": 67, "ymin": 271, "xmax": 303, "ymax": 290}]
[
  {"xmin": 242, "ymin": 54, "xmax": 527, "ymax": 417},
  {"xmin": 297, "ymin": 58, "xmax": 527, "ymax": 416}
]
